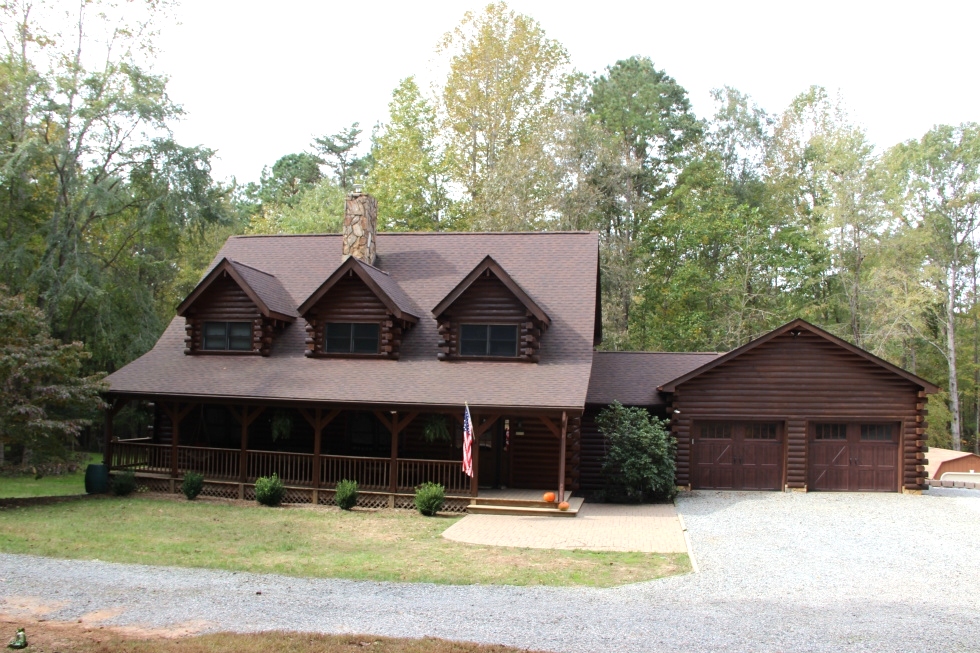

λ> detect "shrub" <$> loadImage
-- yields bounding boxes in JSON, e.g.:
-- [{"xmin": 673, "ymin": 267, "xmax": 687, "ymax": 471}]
[
  {"xmin": 254, "ymin": 473, "xmax": 285, "ymax": 506},
  {"xmin": 335, "ymin": 479, "xmax": 358, "ymax": 510},
  {"xmin": 596, "ymin": 401, "xmax": 676, "ymax": 503},
  {"xmin": 414, "ymin": 481, "xmax": 445, "ymax": 516},
  {"xmin": 181, "ymin": 471, "xmax": 204, "ymax": 500},
  {"xmin": 112, "ymin": 470, "xmax": 136, "ymax": 496}
]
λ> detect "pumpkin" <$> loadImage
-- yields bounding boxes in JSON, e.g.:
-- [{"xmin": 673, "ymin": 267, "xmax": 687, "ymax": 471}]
[
  {"xmin": 558, "ymin": 501, "xmax": 570, "ymax": 511},
  {"xmin": 542, "ymin": 491, "xmax": 556, "ymax": 503}
]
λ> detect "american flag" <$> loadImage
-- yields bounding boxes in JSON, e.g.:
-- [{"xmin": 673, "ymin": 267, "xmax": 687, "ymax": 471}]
[{"xmin": 462, "ymin": 403, "xmax": 474, "ymax": 477}]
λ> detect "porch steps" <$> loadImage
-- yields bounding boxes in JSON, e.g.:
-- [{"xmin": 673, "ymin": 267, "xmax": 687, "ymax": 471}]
[{"xmin": 466, "ymin": 495, "xmax": 584, "ymax": 517}]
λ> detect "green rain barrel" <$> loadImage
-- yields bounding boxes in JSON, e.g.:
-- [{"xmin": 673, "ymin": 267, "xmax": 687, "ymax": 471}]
[{"xmin": 84, "ymin": 463, "xmax": 109, "ymax": 494}]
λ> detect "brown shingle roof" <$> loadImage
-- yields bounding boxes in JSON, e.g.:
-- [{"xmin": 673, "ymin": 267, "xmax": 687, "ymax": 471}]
[
  {"xmin": 107, "ymin": 232, "xmax": 599, "ymax": 411},
  {"xmin": 227, "ymin": 260, "xmax": 299, "ymax": 319},
  {"xmin": 587, "ymin": 351, "xmax": 722, "ymax": 406}
]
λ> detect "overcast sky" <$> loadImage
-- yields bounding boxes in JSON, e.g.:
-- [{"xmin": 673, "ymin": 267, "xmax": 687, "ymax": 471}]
[{"xmin": 153, "ymin": 0, "xmax": 978, "ymax": 184}]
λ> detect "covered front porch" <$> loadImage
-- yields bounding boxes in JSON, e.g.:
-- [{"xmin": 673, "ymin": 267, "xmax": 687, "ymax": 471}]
[{"xmin": 104, "ymin": 397, "xmax": 581, "ymax": 513}]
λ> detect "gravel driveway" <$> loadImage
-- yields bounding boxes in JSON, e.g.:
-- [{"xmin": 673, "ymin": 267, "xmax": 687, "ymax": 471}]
[{"xmin": 1, "ymin": 489, "xmax": 977, "ymax": 652}]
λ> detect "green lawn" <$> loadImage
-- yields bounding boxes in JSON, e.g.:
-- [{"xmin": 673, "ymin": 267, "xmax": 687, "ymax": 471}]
[
  {"xmin": 0, "ymin": 453, "xmax": 102, "ymax": 498},
  {"xmin": 0, "ymin": 495, "xmax": 689, "ymax": 587}
]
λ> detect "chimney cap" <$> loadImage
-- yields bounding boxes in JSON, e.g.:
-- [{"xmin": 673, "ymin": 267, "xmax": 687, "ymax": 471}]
[{"xmin": 352, "ymin": 182, "xmax": 364, "ymax": 194}]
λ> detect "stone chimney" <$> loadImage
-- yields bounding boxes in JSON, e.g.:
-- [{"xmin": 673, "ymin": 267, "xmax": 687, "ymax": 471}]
[{"xmin": 342, "ymin": 191, "xmax": 377, "ymax": 265}]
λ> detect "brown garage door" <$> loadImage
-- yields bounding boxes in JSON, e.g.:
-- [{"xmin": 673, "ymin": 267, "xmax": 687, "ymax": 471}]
[
  {"xmin": 808, "ymin": 423, "xmax": 898, "ymax": 492},
  {"xmin": 693, "ymin": 421, "xmax": 783, "ymax": 490}
]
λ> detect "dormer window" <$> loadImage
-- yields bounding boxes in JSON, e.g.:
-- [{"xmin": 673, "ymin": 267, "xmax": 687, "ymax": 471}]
[
  {"xmin": 325, "ymin": 323, "xmax": 380, "ymax": 354},
  {"xmin": 176, "ymin": 258, "xmax": 297, "ymax": 357},
  {"xmin": 432, "ymin": 256, "xmax": 550, "ymax": 363},
  {"xmin": 460, "ymin": 324, "xmax": 518, "ymax": 357},
  {"xmin": 298, "ymin": 257, "xmax": 419, "ymax": 360},
  {"xmin": 203, "ymin": 321, "xmax": 253, "ymax": 351}
]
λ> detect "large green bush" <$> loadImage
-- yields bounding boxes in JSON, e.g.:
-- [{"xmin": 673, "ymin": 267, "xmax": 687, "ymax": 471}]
[
  {"xmin": 596, "ymin": 401, "xmax": 676, "ymax": 502},
  {"xmin": 335, "ymin": 479, "xmax": 358, "ymax": 510},
  {"xmin": 414, "ymin": 482, "xmax": 445, "ymax": 516},
  {"xmin": 254, "ymin": 473, "xmax": 285, "ymax": 506}
]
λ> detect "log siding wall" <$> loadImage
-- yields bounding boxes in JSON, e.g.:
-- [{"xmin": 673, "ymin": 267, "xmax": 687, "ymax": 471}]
[{"xmin": 670, "ymin": 330, "xmax": 928, "ymax": 491}]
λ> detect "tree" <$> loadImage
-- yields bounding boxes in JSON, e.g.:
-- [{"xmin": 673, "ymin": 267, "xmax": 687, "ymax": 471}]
[
  {"xmin": 0, "ymin": 0, "xmax": 228, "ymax": 372},
  {"xmin": 439, "ymin": 2, "xmax": 570, "ymax": 229},
  {"xmin": 0, "ymin": 287, "xmax": 106, "ymax": 464},
  {"xmin": 312, "ymin": 123, "xmax": 367, "ymax": 191},
  {"xmin": 595, "ymin": 401, "xmax": 675, "ymax": 502},
  {"xmin": 886, "ymin": 123, "xmax": 980, "ymax": 450},
  {"xmin": 368, "ymin": 77, "xmax": 450, "ymax": 231},
  {"xmin": 586, "ymin": 56, "xmax": 702, "ymax": 345},
  {"xmin": 258, "ymin": 152, "xmax": 323, "ymax": 206}
]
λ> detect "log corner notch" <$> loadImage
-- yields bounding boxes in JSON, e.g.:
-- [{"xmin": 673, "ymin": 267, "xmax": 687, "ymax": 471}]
[{"xmin": 905, "ymin": 390, "xmax": 930, "ymax": 492}]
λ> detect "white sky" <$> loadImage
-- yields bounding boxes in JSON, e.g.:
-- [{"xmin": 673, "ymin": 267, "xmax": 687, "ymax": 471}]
[{"xmin": 154, "ymin": 0, "xmax": 978, "ymax": 184}]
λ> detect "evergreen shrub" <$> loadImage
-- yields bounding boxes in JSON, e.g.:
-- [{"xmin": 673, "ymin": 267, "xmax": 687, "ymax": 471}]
[
  {"xmin": 414, "ymin": 482, "xmax": 445, "ymax": 516},
  {"xmin": 255, "ymin": 473, "xmax": 285, "ymax": 506},
  {"xmin": 181, "ymin": 471, "xmax": 204, "ymax": 500},
  {"xmin": 335, "ymin": 479, "xmax": 358, "ymax": 510},
  {"xmin": 112, "ymin": 470, "xmax": 136, "ymax": 496},
  {"xmin": 596, "ymin": 401, "xmax": 676, "ymax": 502}
]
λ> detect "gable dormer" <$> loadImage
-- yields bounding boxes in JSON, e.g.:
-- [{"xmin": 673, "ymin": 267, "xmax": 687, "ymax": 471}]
[
  {"xmin": 176, "ymin": 258, "xmax": 297, "ymax": 356},
  {"xmin": 298, "ymin": 256, "xmax": 419, "ymax": 359},
  {"xmin": 432, "ymin": 255, "xmax": 550, "ymax": 362}
]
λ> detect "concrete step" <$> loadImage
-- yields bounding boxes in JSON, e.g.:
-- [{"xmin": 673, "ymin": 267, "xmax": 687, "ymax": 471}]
[{"xmin": 466, "ymin": 496, "xmax": 584, "ymax": 517}]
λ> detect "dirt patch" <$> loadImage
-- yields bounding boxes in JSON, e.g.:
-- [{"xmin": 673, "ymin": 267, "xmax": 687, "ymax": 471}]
[
  {"xmin": 0, "ymin": 616, "xmax": 550, "ymax": 652},
  {"xmin": 0, "ymin": 596, "xmax": 68, "ymax": 617}
]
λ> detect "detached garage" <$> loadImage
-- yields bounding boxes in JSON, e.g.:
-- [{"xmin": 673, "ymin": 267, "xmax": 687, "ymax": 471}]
[{"xmin": 659, "ymin": 319, "xmax": 939, "ymax": 493}]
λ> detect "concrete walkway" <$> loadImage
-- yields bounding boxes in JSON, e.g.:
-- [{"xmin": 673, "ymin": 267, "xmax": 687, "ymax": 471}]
[{"xmin": 442, "ymin": 501, "xmax": 687, "ymax": 553}]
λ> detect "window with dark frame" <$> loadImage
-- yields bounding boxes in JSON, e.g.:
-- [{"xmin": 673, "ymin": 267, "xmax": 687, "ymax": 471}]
[
  {"xmin": 700, "ymin": 422, "xmax": 733, "ymax": 439},
  {"xmin": 324, "ymin": 322, "xmax": 380, "ymax": 354},
  {"xmin": 459, "ymin": 324, "xmax": 519, "ymax": 357},
  {"xmin": 814, "ymin": 423, "xmax": 847, "ymax": 440},
  {"xmin": 747, "ymin": 423, "xmax": 779, "ymax": 440},
  {"xmin": 202, "ymin": 321, "xmax": 252, "ymax": 351},
  {"xmin": 860, "ymin": 424, "xmax": 893, "ymax": 441}
]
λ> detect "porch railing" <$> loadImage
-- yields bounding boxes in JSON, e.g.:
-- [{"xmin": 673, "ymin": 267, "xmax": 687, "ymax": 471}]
[
  {"xmin": 398, "ymin": 457, "xmax": 469, "ymax": 494},
  {"xmin": 110, "ymin": 442, "xmax": 470, "ymax": 495},
  {"xmin": 247, "ymin": 450, "xmax": 313, "ymax": 486},
  {"xmin": 321, "ymin": 454, "xmax": 389, "ymax": 490}
]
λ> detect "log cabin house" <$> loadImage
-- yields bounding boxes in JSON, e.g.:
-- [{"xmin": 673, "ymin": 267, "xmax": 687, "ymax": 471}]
[{"xmin": 103, "ymin": 193, "xmax": 939, "ymax": 510}]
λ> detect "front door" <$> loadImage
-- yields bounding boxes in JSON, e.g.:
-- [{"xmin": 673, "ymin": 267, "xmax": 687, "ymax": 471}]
[
  {"xmin": 808, "ymin": 422, "xmax": 898, "ymax": 491},
  {"xmin": 477, "ymin": 419, "xmax": 501, "ymax": 488},
  {"xmin": 693, "ymin": 421, "xmax": 783, "ymax": 490}
]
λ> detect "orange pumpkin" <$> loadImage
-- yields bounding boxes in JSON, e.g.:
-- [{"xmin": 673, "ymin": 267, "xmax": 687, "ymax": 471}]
[
  {"xmin": 542, "ymin": 491, "xmax": 556, "ymax": 503},
  {"xmin": 558, "ymin": 501, "xmax": 570, "ymax": 511}
]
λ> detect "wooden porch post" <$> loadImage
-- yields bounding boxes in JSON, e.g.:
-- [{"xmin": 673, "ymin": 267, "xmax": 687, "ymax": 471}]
[
  {"xmin": 558, "ymin": 411, "xmax": 567, "ymax": 502},
  {"xmin": 231, "ymin": 405, "xmax": 265, "ymax": 499},
  {"xmin": 313, "ymin": 407, "xmax": 322, "ymax": 504},
  {"xmin": 389, "ymin": 410, "xmax": 399, "ymax": 497},
  {"xmin": 162, "ymin": 402, "xmax": 193, "ymax": 493},
  {"xmin": 300, "ymin": 408, "xmax": 340, "ymax": 505},
  {"xmin": 239, "ymin": 410, "xmax": 249, "ymax": 490},
  {"xmin": 103, "ymin": 398, "xmax": 125, "ymax": 469}
]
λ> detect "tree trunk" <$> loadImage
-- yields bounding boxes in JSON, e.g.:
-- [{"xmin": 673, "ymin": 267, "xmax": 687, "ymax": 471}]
[
  {"xmin": 974, "ymin": 260, "xmax": 979, "ymax": 455},
  {"xmin": 948, "ymin": 263, "xmax": 962, "ymax": 451}
]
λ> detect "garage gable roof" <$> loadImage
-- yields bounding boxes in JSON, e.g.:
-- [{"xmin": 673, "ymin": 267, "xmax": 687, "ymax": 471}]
[{"xmin": 658, "ymin": 318, "xmax": 940, "ymax": 393}]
